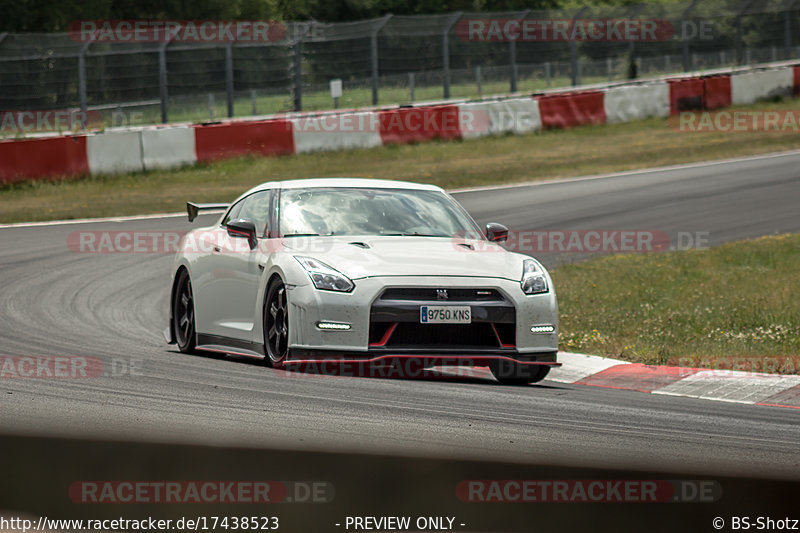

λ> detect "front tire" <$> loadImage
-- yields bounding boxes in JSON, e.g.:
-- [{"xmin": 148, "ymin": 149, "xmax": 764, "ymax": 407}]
[
  {"xmin": 172, "ymin": 269, "xmax": 196, "ymax": 354},
  {"xmin": 264, "ymin": 279, "xmax": 289, "ymax": 367},
  {"xmin": 489, "ymin": 360, "xmax": 550, "ymax": 385}
]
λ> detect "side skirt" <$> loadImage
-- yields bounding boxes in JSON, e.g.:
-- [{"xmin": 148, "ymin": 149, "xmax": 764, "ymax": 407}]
[{"xmin": 196, "ymin": 333, "xmax": 266, "ymax": 359}]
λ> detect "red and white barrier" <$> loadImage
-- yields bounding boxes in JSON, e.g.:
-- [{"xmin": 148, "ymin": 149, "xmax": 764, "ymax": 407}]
[
  {"xmin": 86, "ymin": 131, "xmax": 143, "ymax": 175},
  {"xmin": 141, "ymin": 127, "xmax": 197, "ymax": 170},
  {"xmin": 731, "ymin": 68, "xmax": 795, "ymax": 105},
  {"xmin": 603, "ymin": 82, "xmax": 670, "ymax": 123},
  {"xmin": 795, "ymin": 65, "xmax": 800, "ymax": 95},
  {"xmin": 538, "ymin": 91, "xmax": 606, "ymax": 129},
  {"xmin": 0, "ymin": 136, "xmax": 88, "ymax": 185},
  {"xmin": 193, "ymin": 120, "xmax": 294, "ymax": 163},
  {"xmin": 2, "ymin": 62, "xmax": 799, "ymax": 183},
  {"xmin": 458, "ymin": 98, "xmax": 541, "ymax": 139},
  {"xmin": 291, "ymin": 112, "xmax": 382, "ymax": 154},
  {"xmin": 702, "ymin": 75, "xmax": 732, "ymax": 110},
  {"xmin": 668, "ymin": 78, "xmax": 705, "ymax": 115},
  {"xmin": 378, "ymin": 105, "xmax": 461, "ymax": 145}
]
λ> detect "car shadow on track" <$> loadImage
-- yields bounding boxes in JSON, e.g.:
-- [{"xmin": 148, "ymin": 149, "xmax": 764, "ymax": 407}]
[{"xmin": 168, "ymin": 348, "xmax": 564, "ymax": 388}]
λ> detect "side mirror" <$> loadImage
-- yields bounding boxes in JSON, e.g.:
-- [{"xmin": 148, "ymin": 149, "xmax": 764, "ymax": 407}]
[
  {"xmin": 485, "ymin": 222, "xmax": 509, "ymax": 243},
  {"xmin": 227, "ymin": 219, "xmax": 258, "ymax": 249}
]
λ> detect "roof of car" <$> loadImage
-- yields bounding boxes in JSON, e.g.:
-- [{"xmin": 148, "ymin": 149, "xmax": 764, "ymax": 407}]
[{"xmin": 243, "ymin": 178, "xmax": 444, "ymax": 196}]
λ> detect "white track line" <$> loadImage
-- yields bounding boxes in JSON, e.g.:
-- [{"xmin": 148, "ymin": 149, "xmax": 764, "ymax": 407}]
[
  {"xmin": 3, "ymin": 148, "xmax": 800, "ymax": 229},
  {"xmin": 0, "ymin": 210, "xmax": 224, "ymax": 229},
  {"xmin": 449, "ymin": 149, "xmax": 800, "ymax": 194}
]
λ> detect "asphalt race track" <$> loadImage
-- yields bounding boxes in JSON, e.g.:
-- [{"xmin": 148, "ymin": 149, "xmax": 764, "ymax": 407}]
[{"xmin": 1, "ymin": 152, "xmax": 800, "ymax": 527}]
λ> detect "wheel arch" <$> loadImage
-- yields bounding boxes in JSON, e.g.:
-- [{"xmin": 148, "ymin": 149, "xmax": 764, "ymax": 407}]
[{"xmin": 167, "ymin": 265, "xmax": 191, "ymax": 344}]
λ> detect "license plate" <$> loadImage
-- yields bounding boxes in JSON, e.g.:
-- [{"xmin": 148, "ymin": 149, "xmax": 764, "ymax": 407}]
[{"xmin": 420, "ymin": 305, "xmax": 471, "ymax": 324}]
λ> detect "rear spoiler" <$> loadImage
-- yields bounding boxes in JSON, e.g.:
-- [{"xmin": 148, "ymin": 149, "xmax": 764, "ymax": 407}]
[{"xmin": 187, "ymin": 202, "xmax": 229, "ymax": 222}]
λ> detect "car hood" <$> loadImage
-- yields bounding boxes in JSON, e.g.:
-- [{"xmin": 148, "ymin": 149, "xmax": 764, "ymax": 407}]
[{"xmin": 280, "ymin": 236, "xmax": 527, "ymax": 280}]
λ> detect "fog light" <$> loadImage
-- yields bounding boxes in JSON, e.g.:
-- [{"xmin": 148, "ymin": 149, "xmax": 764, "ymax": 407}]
[
  {"xmin": 530, "ymin": 325, "xmax": 555, "ymax": 334},
  {"xmin": 317, "ymin": 321, "xmax": 351, "ymax": 331}
]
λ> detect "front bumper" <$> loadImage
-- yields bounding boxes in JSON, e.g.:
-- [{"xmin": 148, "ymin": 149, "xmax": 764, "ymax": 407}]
[{"xmin": 284, "ymin": 276, "xmax": 558, "ymax": 361}]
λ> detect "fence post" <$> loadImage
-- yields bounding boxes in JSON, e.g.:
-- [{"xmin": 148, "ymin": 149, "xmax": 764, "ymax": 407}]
[
  {"xmin": 158, "ymin": 42, "xmax": 169, "ymax": 123},
  {"xmin": 371, "ymin": 15, "xmax": 393, "ymax": 106},
  {"xmin": 785, "ymin": 0, "xmax": 795, "ymax": 60},
  {"xmin": 442, "ymin": 12, "xmax": 462, "ymax": 100},
  {"xmin": 570, "ymin": 7, "xmax": 588, "ymax": 87},
  {"xmin": 736, "ymin": 1, "xmax": 752, "ymax": 65},
  {"xmin": 409, "ymin": 72, "xmax": 415, "ymax": 102},
  {"xmin": 78, "ymin": 41, "xmax": 91, "ymax": 120},
  {"xmin": 476, "ymin": 66, "xmax": 482, "ymax": 97},
  {"xmin": 225, "ymin": 43, "xmax": 234, "ymax": 118},
  {"xmin": 681, "ymin": 0, "xmax": 700, "ymax": 72},
  {"xmin": 293, "ymin": 38, "xmax": 302, "ymax": 111},
  {"xmin": 627, "ymin": 4, "xmax": 647, "ymax": 80},
  {"xmin": 510, "ymin": 9, "xmax": 530, "ymax": 94}
]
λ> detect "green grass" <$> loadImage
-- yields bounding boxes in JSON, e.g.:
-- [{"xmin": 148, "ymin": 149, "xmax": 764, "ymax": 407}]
[
  {"xmin": 553, "ymin": 234, "xmax": 800, "ymax": 373},
  {"xmin": 3, "ymin": 96, "xmax": 800, "ymax": 223}
]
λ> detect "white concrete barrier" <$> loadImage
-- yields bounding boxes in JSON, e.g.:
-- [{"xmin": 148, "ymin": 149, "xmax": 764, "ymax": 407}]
[
  {"xmin": 459, "ymin": 98, "xmax": 541, "ymax": 139},
  {"xmin": 604, "ymin": 82, "xmax": 670, "ymax": 124},
  {"xmin": 731, "ymin": 68, "xmax": 795, "ymax": 105},
  {"xmin": 141, "ymin": 127, "xmax": 197, "ymax": 170},
  {"xmin": 86, "ymin": 131, "xmax": 143, "ymax": 175},
  {"xmin": 291, "ymin": 112, "xmax": 382, "ymax": 154}
]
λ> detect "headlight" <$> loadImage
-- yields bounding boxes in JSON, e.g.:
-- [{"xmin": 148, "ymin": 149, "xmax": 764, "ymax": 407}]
[
  {"xmin": 295, "ymin": 256, "xmax": 354, "ymax": 292},
  {"xmin": 521, "ymin": 258, "xmax": 548, "ymax": 294}
]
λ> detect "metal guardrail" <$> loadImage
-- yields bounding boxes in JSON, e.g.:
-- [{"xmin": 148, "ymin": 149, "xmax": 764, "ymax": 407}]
[{"xmin": 1, "ymin": 2, "xmax": 799, "ymax": 126}]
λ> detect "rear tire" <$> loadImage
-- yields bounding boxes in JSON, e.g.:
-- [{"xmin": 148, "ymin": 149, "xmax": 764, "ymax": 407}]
[
  {"xmin": 490, "ymin": 360, "xmax": 550, "ymax": 385},
  {"xmin": 172, "ymin": 269, "xmax": 196, "ymax": 354},
  {"xmin": 264, "ymin": 279, "xmax": 289, "ymax": 368}
]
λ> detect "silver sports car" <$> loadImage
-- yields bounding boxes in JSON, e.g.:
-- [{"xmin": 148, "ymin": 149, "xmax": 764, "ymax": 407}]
[{"xmin": 165, "ymin": 178, "xmax": 559, "ymax": 384}]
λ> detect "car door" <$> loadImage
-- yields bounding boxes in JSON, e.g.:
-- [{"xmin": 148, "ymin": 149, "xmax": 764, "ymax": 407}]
[
  {"xmin": 191, "ymin": 198, "xmax": 242, "ymax": 339},
  {"xmin": 205, "ymin": 190, "xmax": 272, "ymax": 341}
]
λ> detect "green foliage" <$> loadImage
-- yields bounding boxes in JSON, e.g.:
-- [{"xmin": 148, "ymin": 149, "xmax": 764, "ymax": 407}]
[{"xmin": 0, "ymin": 0, "xmax": 689, "ymax": 31}]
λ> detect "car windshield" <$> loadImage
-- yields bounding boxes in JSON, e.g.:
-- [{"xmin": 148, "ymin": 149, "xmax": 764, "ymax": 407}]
[{"xmin": 279, "ymin": 187, "xmax": 478, "ymax": 237}]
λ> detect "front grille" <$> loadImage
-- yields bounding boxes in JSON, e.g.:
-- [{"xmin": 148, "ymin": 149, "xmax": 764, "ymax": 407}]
[
  {"xmin": 369, "ymin": 322, "xmax": 516, "ymax": 349},
  {"xmin": 379, "ymin": 288, "xmax": 504, "ymax": 302},
  {"xmin": 370, "ymin": 287, "xmax": 516, "ymax": 350},
  {"xmin": 370, "ymin": 322, "xmax": 502, "ymax": 348}
]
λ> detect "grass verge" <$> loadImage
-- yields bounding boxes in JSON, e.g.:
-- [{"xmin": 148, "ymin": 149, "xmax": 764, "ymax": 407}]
[
  {"xmin": 2, "ymin": 97, "xmax": 800, "ymax": 223},
  {"xmin": 553, "ymin": 234, "xmax": 800, "ymax": 374}
]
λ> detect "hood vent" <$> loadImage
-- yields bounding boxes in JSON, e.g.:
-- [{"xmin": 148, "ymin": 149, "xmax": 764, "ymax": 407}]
[{"xmin": 349, "ymin": 241, "xmax": 370, "ymax": 249}]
